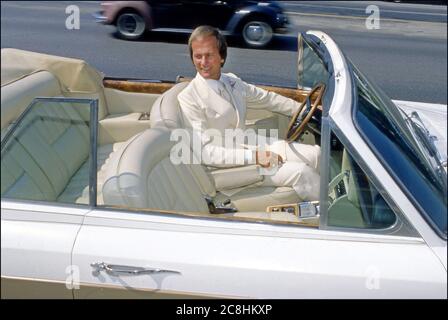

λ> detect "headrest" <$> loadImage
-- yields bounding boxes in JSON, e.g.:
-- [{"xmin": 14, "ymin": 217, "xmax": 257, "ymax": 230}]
[
  {"xmin": 1, "ymin": 71, "xmax": 61, "ymax": 129},
  {"xmin": 150, "ymin": 82, "xmax": 189, "ymax": 129}
]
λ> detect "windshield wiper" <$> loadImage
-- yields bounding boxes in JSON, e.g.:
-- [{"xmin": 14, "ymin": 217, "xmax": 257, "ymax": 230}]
[
  {"xmin": 401, "ymin": 109, "xmax": 447, "ymax": 188},
  {"xmin": 409, "ymin": 112, "xmax": 443, "ymax": 162}
]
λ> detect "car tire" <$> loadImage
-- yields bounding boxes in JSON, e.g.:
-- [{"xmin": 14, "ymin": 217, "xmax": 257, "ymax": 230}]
[
  {"xmin": 241, "ymin": 20, "xmax": 273, "ymax": 48},
  {"xmin": 116, "ymin": 12, "xmax": 146, "ymax": 40}
]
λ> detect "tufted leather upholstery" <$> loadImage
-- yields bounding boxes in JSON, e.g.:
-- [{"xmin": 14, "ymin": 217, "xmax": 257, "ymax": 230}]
[
  {"xmin": 1, "ymin": 71, "xmax": 123, "ymax": 204},
  {"xmin": 101, "ymin": 127, "xmax": 305, "ymax": 213},
  {"xmin": 143, "ymin": 80, "xmax": 302, "ymax": 212},
  {"xmin": 102, "ymin": 128, "xmax": 215, "ymax": 212},
  {"xmin": 1, "ymin": 71, "xmax": 61, "ymax": 132},
  {"xmin": 1, "ymin": 99, "xmax": 90, "ymax": 202}
]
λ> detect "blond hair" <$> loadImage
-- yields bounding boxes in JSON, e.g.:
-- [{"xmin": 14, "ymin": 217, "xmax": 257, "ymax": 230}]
[{"xmin": 188, "ymin": 25, "xmax": 227, "ymax": 67}]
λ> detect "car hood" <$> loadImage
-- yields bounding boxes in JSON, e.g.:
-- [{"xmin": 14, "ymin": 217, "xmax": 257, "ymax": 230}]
[{"xmin": 393, "ymin": 100, "xmax": 447, "ymax": 164}]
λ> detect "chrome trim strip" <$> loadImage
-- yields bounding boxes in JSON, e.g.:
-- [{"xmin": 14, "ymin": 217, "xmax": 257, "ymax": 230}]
[
  {"xmin": 1, "ymin": 275, "xmax": 239, "ymax": 299},
  {"xmin": 92, "ymin": 12, "xmax": 107, "ymax": 23},
  {"xmin": 1, "ymin": 276, "xmax": 73, "ymax": 299},
  {"xmin": 1, "ymin": 198, "xmax": 90, "ymax": 210},
  {"xmin": 75, "ymin": 282, "xmax": 241, "ymax": 299},
  {"xmin": 318, "ymin": 116, "xmax": 331, "ymax": 229},
  {"xmin": 1, "ymin": 275, "xmax": 68, "ymax": 284},
  {"xmin": 89, "ymin": 99, "xmax": 99, "ymax": 207},
  {"xmin": 33, "ymin": 97, "xmax": 98, "ymax": 104},
  {"xmin": 96, "ymin": 204, "xmax": 319, "ymax": 229},
  {"xmin": 1, "ymin": 275, "xmax": 242, "ymax": 299},
  {"xmin": 86, "ymin": 207, "xmax": 425, "ymax": 245}
]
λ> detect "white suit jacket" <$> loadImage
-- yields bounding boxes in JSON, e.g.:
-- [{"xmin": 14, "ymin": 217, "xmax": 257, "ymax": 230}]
[{"xmin": 178, "ymin": 73, "xmax": 300, "ymax": 167}]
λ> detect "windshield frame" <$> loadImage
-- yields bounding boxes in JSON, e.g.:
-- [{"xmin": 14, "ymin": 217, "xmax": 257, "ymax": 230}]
[{"xmin": 350, "ymin": 62, "xmax": 447, "ymax": 240}]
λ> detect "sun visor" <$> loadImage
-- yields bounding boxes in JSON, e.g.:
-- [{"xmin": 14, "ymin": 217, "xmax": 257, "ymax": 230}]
[{"xmin": 1, "ymin": 48, "xmax": 104, "ymax": 93}]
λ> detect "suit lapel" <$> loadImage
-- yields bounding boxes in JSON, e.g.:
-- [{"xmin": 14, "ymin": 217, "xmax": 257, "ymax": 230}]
[
  {"xmin": 222, "ymin": 74, "xmax": 243, "ymax": 128},
  {"xmin": 193, "ymin": 74, "xmax": 238, "ymax": 125}
]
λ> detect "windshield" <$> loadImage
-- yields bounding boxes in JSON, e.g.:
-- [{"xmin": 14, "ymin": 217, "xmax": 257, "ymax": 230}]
[
  {"xmin": 297, "ymin": 34, "xmax": 330, "ymax": 90},
  {"xmin": 350, "ymin": 62, "xmax": 447, "ymax": 239}
]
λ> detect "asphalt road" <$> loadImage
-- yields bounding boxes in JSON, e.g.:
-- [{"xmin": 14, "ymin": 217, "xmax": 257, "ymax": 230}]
[
  {"xmin": 1, "ymin": 1, "xmax": 447, "ymax": 104},
  {"xmin": 280, "ymin": 1, "xmax": 447, "ymax": 22}
]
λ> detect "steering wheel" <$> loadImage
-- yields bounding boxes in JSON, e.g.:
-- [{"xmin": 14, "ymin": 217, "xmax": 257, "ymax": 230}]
[{"xmin": 286, "ymin": 83, "xmax": 326, "ymax": 142}]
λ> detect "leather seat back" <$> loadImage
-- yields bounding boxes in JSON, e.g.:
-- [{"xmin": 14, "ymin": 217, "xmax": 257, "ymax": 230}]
[
  {"xmin": 1, "ymin": 71, "xmax": 61, "ymax": 131},
  {"xmin": 150, "ymin": 82, "xmax": 188, "ymax": 129},
  {"xmin": 102, "ymin": 127, "xmax": 216, "ymax": 212}
]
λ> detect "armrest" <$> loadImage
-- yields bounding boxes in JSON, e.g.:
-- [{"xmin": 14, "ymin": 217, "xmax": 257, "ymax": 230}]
[{"xmin": 210, "ymin": 165, "xmax": 263, "ymax": 190}]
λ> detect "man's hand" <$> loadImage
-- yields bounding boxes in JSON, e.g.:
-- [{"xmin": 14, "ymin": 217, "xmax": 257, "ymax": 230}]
[{"xmin": 256, "ymin": 151, "xmax": 284, "ymax": 168}]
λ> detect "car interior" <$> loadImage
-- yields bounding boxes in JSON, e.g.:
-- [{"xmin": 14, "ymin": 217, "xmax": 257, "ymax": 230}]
[
  {"xmin": 0, "ymin": 49, "xmax": 396, "ymax": 229},
  {"xmin": 327, "ymin": 136, "xmax": 397, "ymax": 229},
  {"xmin": 1, "ymin": 64, "xmax": 325, "ymax": 223}
]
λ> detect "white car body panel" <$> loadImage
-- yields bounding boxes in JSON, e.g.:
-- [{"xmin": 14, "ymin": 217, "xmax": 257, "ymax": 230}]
[
  {"xmin": 1, "ymin": 201, "xmax": 89, "ymax": 295},
  {"xmin": 72, "ymin": 208, "xmax": 446, "ymax": 298}
]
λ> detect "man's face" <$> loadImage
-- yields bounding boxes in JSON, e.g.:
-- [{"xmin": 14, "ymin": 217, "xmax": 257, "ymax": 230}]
[{"xmin": 191, "ymin": 35, "xmax": 223, "ymax": 80}]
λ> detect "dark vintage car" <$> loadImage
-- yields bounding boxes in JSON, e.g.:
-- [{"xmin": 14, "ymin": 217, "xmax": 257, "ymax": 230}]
[{"xmin": 94, "ymin": 0, "xmax": 289, "ymax": 47}]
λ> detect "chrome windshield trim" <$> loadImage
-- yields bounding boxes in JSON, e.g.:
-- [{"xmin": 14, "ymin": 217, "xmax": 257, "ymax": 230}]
[
  {"xmin": 318, "ymin": 116, "xmax": 331, "ymax": 229},
  {"xmin": 89, "ymin": 99, "xmax": 99, "ymax": 207}
]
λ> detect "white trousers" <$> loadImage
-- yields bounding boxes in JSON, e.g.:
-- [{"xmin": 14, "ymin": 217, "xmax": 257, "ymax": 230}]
[{"xmin": 260, "ymin": 140, "xmax": 321, "ymax": 201}]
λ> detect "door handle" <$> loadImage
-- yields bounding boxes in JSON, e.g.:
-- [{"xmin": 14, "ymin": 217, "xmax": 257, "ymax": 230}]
[{"xmin": 91, "ymin": 262, "xmax": 181, "ymax": 276}]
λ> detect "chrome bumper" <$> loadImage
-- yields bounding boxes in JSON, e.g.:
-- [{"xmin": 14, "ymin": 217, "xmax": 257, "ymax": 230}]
[
  {"xmin": 274, "ymin": 26, "xmax": 289, "ymax": 34},
  {"xmin": 93, "ymin": 11, "xmax": 107, "ymax": 24}
]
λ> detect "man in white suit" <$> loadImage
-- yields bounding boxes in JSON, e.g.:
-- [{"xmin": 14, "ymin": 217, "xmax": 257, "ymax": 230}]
[{"xmin": 178, "ymin": 26, "xmax": 320, "ymax": 201}]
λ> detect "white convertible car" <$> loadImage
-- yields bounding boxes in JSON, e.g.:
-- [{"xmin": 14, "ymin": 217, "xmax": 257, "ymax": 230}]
[{"xmin": 1, "ymin": 31, "xmax": 446, "ymax": 299}]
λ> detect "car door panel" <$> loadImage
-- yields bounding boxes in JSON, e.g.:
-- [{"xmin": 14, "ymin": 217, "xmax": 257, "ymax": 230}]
[
  {"xmin": 72, "ymin": 209, "xmax": 446, "ymax": 298},
  {"xmin": 1, "ymin": 202, "xmax": 89, "ymax": 299}
]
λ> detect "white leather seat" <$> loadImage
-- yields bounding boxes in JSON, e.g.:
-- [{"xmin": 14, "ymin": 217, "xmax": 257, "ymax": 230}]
[
  {"xmin": 143, "ymin": 84, "xmax": 302, "ymax": 212},
  {"xmin": 102, "ymin": 128, "xmax": 215, "ymax": 212},
  {"xmin": 150, "ymin": 82, "xmax": 189, "ymax": 129},
  {"xmin": 101, "ymin": 127, "xmax": 301, "ymax": 213}
]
